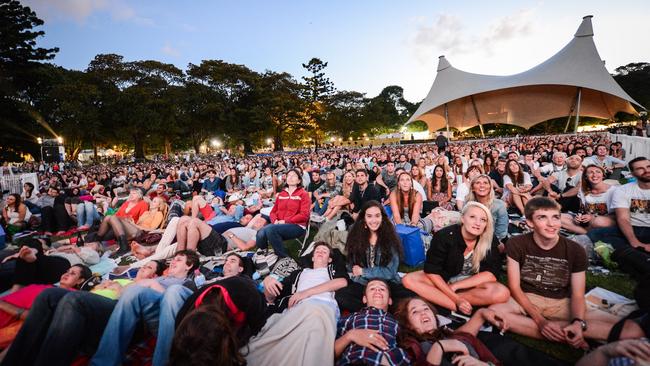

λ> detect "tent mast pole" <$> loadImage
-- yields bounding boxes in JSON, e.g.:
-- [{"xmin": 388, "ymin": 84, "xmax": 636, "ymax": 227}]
[
  {"xmin": 573, "ymin": 87, "xmax": 582, "ymax": 134},
  {"xmin": 444, "ymin": 103, "xmax": 450, "ymax": 137},
  {"xmin": 564, "ymin": 89, "xmax": 579, "ymax": 133},
  {"xmin": 470, "ymin": 96, "xmax": 485, "ymax": 138}
]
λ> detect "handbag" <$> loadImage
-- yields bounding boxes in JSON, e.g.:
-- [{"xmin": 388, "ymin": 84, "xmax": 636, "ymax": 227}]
[{"xmin": 396, "ymin": 224, "xmax": 425, "ymax": 266}]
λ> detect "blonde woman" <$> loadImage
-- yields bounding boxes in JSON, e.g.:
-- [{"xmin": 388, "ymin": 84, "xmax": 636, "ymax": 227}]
[
  {"xmin": 465, "ymin": 174, "xmax": 509, "ymax": 242},
  {"xmin": 402, "ymin": 202, "xmax": 510, "ymax": 314}
]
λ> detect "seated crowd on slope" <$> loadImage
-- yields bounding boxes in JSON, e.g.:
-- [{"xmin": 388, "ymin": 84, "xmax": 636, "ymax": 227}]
[{"xmin": 0, "ymin": 132, "xmax": 649, "ymax": 366}]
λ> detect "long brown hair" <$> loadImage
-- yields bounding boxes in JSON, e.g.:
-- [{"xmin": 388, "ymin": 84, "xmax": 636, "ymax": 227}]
[
  {"xmin": 430, "ymin": 165, "xmax": 448, "ymax": 193},
  {"xmin": 581, "ymin": 165, "xmax": 606, "ymax": 196},
  {"xmin": 505, "ymin": 159, "xmax": 524, "ymax": 185},
  {"xmin": 346, "ymin": 200, "xmax": 402, "ymax": 267},
  {"xmin": 170, "ymin": 290, "xmax": 246, "ymax": 366},
  {"xmin": 394, "ymin": 297, "xmax": 452, "ymax": 346},
  {"xmin": 395, "ymin": 172, "xmax": 416, "ymax": 220}
]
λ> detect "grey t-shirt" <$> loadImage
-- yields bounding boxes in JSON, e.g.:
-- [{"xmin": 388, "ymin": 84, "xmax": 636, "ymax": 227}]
[{"xmin": 224, "ymin": 227, "xmax": 257, "ymax": 249}]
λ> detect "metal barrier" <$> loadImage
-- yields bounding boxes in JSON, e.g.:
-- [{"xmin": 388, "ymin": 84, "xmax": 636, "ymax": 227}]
[
  {"xmin": 0, "ymin": 173, "xmax": 38, "ymax": 194},
  {"xmin": 609, "ymin": 133, "xmax": 650, "ymax": 160}
]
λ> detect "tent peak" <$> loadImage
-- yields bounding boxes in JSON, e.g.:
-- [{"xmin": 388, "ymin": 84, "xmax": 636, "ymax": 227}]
[
  {"xmin": 575, "ymin": 15, "xmax": 594, "ymax": 37},
  {"xmin": 437, "ymin": 55, "xmax": 451, "ymax": 72}
]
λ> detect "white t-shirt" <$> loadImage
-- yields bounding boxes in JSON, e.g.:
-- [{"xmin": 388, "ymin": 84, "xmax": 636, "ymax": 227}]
[
  {"xmin": 412, "ymin": 181, "xmax": 427, "ymax": 202},
  {"xmin": 502, "ymin": 172, "xmax": 532, "ymax": 197},
  {"xmin": 296, "ymin": 267, "xmax": 337, "ymax": 306},
  {"xmin": 424, "ymin": 165, "xmax": 436, "ymax": 179},
  {"xmin": 456, "ymin": 182, "xmax": 470, "ymax": 203},
  {"xmin": 539, "ymin": 163, "xmax": 566, "ymax": 176},
  {"xmin": 579, "ymin": 185, "xmax": 615, "ymax": 215},
  {"xmin": 611, "ymin": 182, "xmax": 650, "ymax": 227}
]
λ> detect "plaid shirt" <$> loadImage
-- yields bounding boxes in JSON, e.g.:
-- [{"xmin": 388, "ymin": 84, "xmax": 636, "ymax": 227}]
[{"xmin": 336, "ymin": 307, "xmax": 411, "ymax": 366}]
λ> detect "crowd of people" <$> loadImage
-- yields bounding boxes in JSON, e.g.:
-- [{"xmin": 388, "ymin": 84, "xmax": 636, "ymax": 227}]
[{"xmin": 0, "ymin": 131, "xmax": 648, "ymax": 365}]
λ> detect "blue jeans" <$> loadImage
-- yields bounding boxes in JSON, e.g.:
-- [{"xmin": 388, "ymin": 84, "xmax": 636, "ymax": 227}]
[
  {"xmin": 255, "ymin": 223, "xmax": 305, "ymax": 258},
  {"xmin": 90, "ymin": 284, "xmax": 192, "ymax": 366},
  {"xmin": 313, "ymin": 198, "xmax": 330, "ymax": 215},
  {"xmin": 588, "ymin": 226, "xmax": 650, "ymax": 278},
  {"xmin": 152, "ymin": 285, "xmax": 193, "ymax": 366},
  {"xmin": 2, "ymin": 288, "xmax": 116, "ymax": 366},
  {"xmin": 24, "ymin": 200, "xmax": 41, "ymax": 214},
  {"xmin": 76, "ymin": 201, "xmax": 99, "ymax": 228}
]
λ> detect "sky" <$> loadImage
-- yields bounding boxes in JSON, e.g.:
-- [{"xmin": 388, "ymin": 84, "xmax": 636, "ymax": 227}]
[{"xmin": 22, "ymin": 0, "xmax": 650, "ymax": 103}]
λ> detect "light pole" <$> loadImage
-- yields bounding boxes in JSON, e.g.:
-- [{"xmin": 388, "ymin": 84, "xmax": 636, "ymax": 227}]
[{"xmin": 37, "ymin": 137, "xmax": 43, "ymax": 162}]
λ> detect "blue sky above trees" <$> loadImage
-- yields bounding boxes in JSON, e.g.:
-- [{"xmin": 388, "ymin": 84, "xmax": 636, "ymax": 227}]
[{"xmin": 23, "ymin": 0, "xmax": 650, "ymax": 102}]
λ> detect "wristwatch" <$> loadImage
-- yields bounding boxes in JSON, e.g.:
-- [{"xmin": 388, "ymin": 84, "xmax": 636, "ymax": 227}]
[{"xmin": 572, "ymin": 318, "xmax": 588, "ymax": 331}]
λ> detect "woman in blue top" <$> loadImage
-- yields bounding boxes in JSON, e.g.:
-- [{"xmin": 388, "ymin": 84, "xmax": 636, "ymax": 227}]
[{"xmin": 335, "ymin": 200, "xmax": 414, "ymax": 312}]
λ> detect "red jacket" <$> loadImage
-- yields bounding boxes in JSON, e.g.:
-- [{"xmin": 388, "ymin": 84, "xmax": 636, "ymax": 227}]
[{"xmin": 270, "ymin": 187, "xmax": 310, "ymax": 227}]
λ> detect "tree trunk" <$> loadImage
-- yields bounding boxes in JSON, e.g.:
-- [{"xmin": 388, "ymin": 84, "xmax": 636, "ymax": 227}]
[
  {"xmin": 134, "ymin": 136, "xmax": 145, "ymax": 159},
  {"xmin": 93, "ymin": 145, "xmax": 98, "ymax": 160},
  {"xmin": 274, "ymin": 127, "xmax": 284, "ymax": 151},
  {"xmin": 164, "ymin": 137, "xmax": 171, "ymax": 156},
  {"xmin": 243, "ymin": 140, "xmax": 253, "ymax": 154}
]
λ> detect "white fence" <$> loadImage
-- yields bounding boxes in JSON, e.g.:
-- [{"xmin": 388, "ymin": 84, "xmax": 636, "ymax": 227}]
[
  {"xmin": 0, "ymin": 173, "xmax": 39, "ymax": 195},
  {"xmin": 609, "ymin": 133, "xmax": 650, "ymax": 160}
]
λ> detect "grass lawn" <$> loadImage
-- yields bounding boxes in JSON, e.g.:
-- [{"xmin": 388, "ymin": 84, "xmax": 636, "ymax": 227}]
[{"xmin": 288, "ymin": 229, "xmax": 638, "ymax": 364}]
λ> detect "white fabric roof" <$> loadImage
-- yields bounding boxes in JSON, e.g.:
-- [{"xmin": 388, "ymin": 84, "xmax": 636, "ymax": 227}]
[{"xmin": 407, "ymin": 16, "xmax": 643, "ymax": 132}]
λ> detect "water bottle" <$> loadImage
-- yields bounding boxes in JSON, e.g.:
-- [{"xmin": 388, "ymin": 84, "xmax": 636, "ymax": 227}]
[{"xmin": 194, "ymin": 273, "xmax": 206, "ymax": 287}]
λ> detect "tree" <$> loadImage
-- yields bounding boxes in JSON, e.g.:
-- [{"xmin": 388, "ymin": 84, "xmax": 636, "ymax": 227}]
[
  {"xmin": 0, "ymin": 0, "xmax": 59, "ymax": 161},
  {"xmin": 187, "ymin": 60, "xmax": 266, "ymax": 153},
  {"xmin": 0, "ymin": 0, "xmax": 58, "ymax": 91},
  {"xmin": 301, "ymin": 58, "xmax": 335, "ymax": 149},
  {"xmin": 256, "ymin": 71, "xmax": 306, "ymax": 151},
  {"xmin": 614, "ymin": 63, "xmax": 650, "ymax": 112},
  {"xmin": 367, "ymin": 86, "xmax": 414, "ymax": 130},
  {"xmin": 323, "ymin": 90, "xmax": 367, "ymax": 138},
  {"xmin": 175, "ymin": 80, "xmax": 221, "ymax": 154},
  {"xmin": 37, "ymin": 69, "xmax": 104, "ymax": 160}
]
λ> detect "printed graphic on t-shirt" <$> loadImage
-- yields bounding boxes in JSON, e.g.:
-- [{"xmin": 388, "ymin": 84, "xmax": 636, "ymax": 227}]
[
  {"xmin": 630, "ymin": 199, "xmax": 650, "ymax": 214},
  {"xmin": 584, "ymin": 202, "xmax": 608, "ymax": 215},
  {"xmin": 520, "ymin": 255, "xmax": 570, "ymax": 292}
]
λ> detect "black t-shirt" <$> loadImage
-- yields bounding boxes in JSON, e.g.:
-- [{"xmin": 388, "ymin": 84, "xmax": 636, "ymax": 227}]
[
  {"xmin": 308, "ymin": 180, "xmax": 324, "ymax": 193},
  {"xmin": 349, "ymin": 183, "xmax": 383, "ymax": 213},
  {"xmin": 507, "ymin": 233, "xmax": 587, "ymax": 299},
  {"xmin": 489, "ymin": 170, "xmax": 504, "ymax": 188}
]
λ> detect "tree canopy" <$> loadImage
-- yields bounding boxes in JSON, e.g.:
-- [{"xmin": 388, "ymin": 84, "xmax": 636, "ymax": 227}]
[{"xmin": 1, "ymin": 1, "xmax": 647, "ymax": 161}]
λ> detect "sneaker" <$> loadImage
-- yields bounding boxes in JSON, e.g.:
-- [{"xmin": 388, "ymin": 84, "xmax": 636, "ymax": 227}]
[{"xmin": 310, "ymin": 213, "xmax": 326, "ymax": 223}]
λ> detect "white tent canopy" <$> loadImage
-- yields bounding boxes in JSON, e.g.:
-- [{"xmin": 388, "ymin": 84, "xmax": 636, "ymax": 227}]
[{"xmin": 407, "ymin": 16, "xmax": 643, "ymax": 134}]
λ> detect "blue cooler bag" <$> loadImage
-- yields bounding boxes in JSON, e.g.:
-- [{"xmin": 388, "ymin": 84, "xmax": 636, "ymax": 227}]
[{"xmin": 396, "ymin": 224, "xmax": 425, "ymax": 266}]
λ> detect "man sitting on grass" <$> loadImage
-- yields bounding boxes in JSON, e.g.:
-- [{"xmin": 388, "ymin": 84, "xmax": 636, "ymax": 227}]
[{"xmin": 490, "ymin": 197, "xmax": 620, "ymax": 349}]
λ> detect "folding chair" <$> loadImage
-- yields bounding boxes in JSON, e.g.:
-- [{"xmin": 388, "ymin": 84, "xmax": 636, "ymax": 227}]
[{"xmin": 295, "ymin": 217, "xmax": 313, "ymax": 256}]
